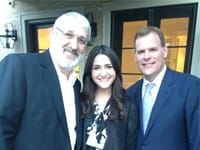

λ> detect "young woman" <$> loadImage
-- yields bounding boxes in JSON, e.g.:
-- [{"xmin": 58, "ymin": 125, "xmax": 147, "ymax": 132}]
[{"xmin": 81, "ymin": 45, "xmax": 138, "ymax": 150}]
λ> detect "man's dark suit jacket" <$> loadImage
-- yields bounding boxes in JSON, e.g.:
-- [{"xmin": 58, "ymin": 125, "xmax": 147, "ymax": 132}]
[
  {"xmin": 0, "ymin": 51, "xmax": 82, "ymax": 150},
  {"xmin": 126, "ymin": 67, "xmax": 200, "ymax": 150}
]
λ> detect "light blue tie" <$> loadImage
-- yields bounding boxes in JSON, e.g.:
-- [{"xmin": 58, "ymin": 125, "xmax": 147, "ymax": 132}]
[{"xmin": 143, "ymin": 83, "xmax": 154, "ymax": 133}]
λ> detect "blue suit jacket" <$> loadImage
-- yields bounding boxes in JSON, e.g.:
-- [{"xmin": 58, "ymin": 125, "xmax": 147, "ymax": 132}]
[
  {"xmin": 126, "ymin": 67, "xmax": 200, "ymax": 150},
  {"xmin": 0, "ymin": 51, "xmax": 82, "ymax": 150}
]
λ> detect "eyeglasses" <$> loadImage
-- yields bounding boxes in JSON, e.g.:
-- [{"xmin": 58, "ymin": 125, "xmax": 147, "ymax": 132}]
[{"xmin": 55, "ymin": 27, "xmax": 88, "ymax": 46}]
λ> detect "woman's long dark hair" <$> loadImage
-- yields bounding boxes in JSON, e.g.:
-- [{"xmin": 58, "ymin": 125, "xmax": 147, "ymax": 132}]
[{"xmin": 81, "ymin": 45, "xmax": 127, "ymax": 120}]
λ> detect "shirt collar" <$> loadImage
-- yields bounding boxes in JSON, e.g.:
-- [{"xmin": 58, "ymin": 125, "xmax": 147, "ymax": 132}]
[{"xmin": 143, "ymin": 65, "xmax": 167, "ymax": 87}]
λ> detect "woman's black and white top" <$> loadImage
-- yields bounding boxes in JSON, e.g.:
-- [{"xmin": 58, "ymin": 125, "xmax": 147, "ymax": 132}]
[
  {"xmin": 86, "ymin": 102, "xmax": 110, "ymax": 149},
  {"xmin": 82, "ymin": 98, "xmax": 138, "ymax": 150}
]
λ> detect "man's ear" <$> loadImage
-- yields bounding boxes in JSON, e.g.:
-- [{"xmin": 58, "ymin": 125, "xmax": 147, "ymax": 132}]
[{"xmin": 163, "ymin": 46, "xmax": 168, "ymax": 58}]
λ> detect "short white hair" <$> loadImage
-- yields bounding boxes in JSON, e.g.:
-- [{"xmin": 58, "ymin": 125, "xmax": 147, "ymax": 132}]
[{"xmin": 54, "ymin": 11, "xmax": 91, "ymax": 41}]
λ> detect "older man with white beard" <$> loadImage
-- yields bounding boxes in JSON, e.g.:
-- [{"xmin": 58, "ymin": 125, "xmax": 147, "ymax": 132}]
[{"xmin": 0, "ymin": 11, "xmax": 91, "ymax": 150}]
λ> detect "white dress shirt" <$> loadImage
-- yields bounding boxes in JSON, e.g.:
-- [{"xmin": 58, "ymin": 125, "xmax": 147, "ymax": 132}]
[
  {"xmin": 50, "ymin": 51, "xmax": 77, "ymax": 150},
  {"xmin": 142, "ymin": 65, "xmax": 167, "ymax": 109}
]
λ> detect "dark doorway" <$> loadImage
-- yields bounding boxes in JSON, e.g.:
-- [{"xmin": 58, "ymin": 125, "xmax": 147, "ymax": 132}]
[{"xmin": 25, "ymin": 18, "xmax": 55, "ymax": 53}]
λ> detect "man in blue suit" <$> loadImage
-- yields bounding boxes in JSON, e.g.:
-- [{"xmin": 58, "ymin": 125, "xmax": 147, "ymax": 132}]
[
  {"xmin": 0, "ymin": 11, "xmax": 91, "ymax": 150},
  {"xmin": 127, "ymin": 26, "xmax": 200, "ymax": 150}
]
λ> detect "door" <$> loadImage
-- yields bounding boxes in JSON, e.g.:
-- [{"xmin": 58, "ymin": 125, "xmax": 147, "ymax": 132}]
[{"xmin": 111, "ymin": 4, "xmax": 197, "ymax": 88}]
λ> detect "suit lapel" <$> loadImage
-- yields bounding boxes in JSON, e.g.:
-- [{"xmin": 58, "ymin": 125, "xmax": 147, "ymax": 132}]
[
  {"xmin": 133, "ymin": 80, "xmax": 145, "ymax": 136},
  {"xmin": 38, "ymin": 51, "xmax": 69, "ymax": 137},
  {"xmin": 73, "ymin": 80, "xmax": 82, "ymax": 150},
  {"xmin": 144, "ymin": 68, "xmax": 173, "ymax": 135}
]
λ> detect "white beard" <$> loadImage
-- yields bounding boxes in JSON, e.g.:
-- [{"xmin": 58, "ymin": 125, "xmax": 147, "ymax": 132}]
[{"xmin": 50, "ymin": 45, "xmax": 85, "ymax": 71}]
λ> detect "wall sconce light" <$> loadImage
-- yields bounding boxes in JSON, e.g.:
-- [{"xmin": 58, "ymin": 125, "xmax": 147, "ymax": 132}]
[
  {"xmin": 86, "ymin": 12, "xmax": 97, "ymax": 46},
  {"xmin": 8, "ymin": 0, "xmax": 16, "ymax": 8},
  {"xmin": 0, "ymin": 23, "xmax": 17, "ymax": 49}
]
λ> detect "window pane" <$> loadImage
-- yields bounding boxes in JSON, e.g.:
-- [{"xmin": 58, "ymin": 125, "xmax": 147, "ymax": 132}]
[
  {"xmin": 161, "ymin": 18, "xmax": 189, "ymax": 72},
  {"xmin": 37, "ymin": 28, "xmax": 50, "ymax": 53},
  {"xmin": 166, "ymin": 47, "xmax": 186, "ymax": 72},
  {"xmin": 123, "ymin": 74, "xmax": 142, "ymax": 89},
  {"xmin": 123, "ymin": 21, "xmax": 147, "ymax": 48},
  {"xmin": 121, "ymin": 49, "xmax": 140, "ymax": 74},
  {"xmin": 122, "ymin": 21, "xmax": 147, "ymax": 88}
]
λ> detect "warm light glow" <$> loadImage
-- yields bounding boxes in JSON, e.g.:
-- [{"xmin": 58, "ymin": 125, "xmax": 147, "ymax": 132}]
[
  {"xmin": 176, "ymin": 36, "xmax": 186, "ymax": 72},
  {"xmin": 161, "ymin": 18, "xmax": 188, "ymax": 72},
  {"xmin": 38, "ymin": 28, "xmax": 50, "ymax": 52}
]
